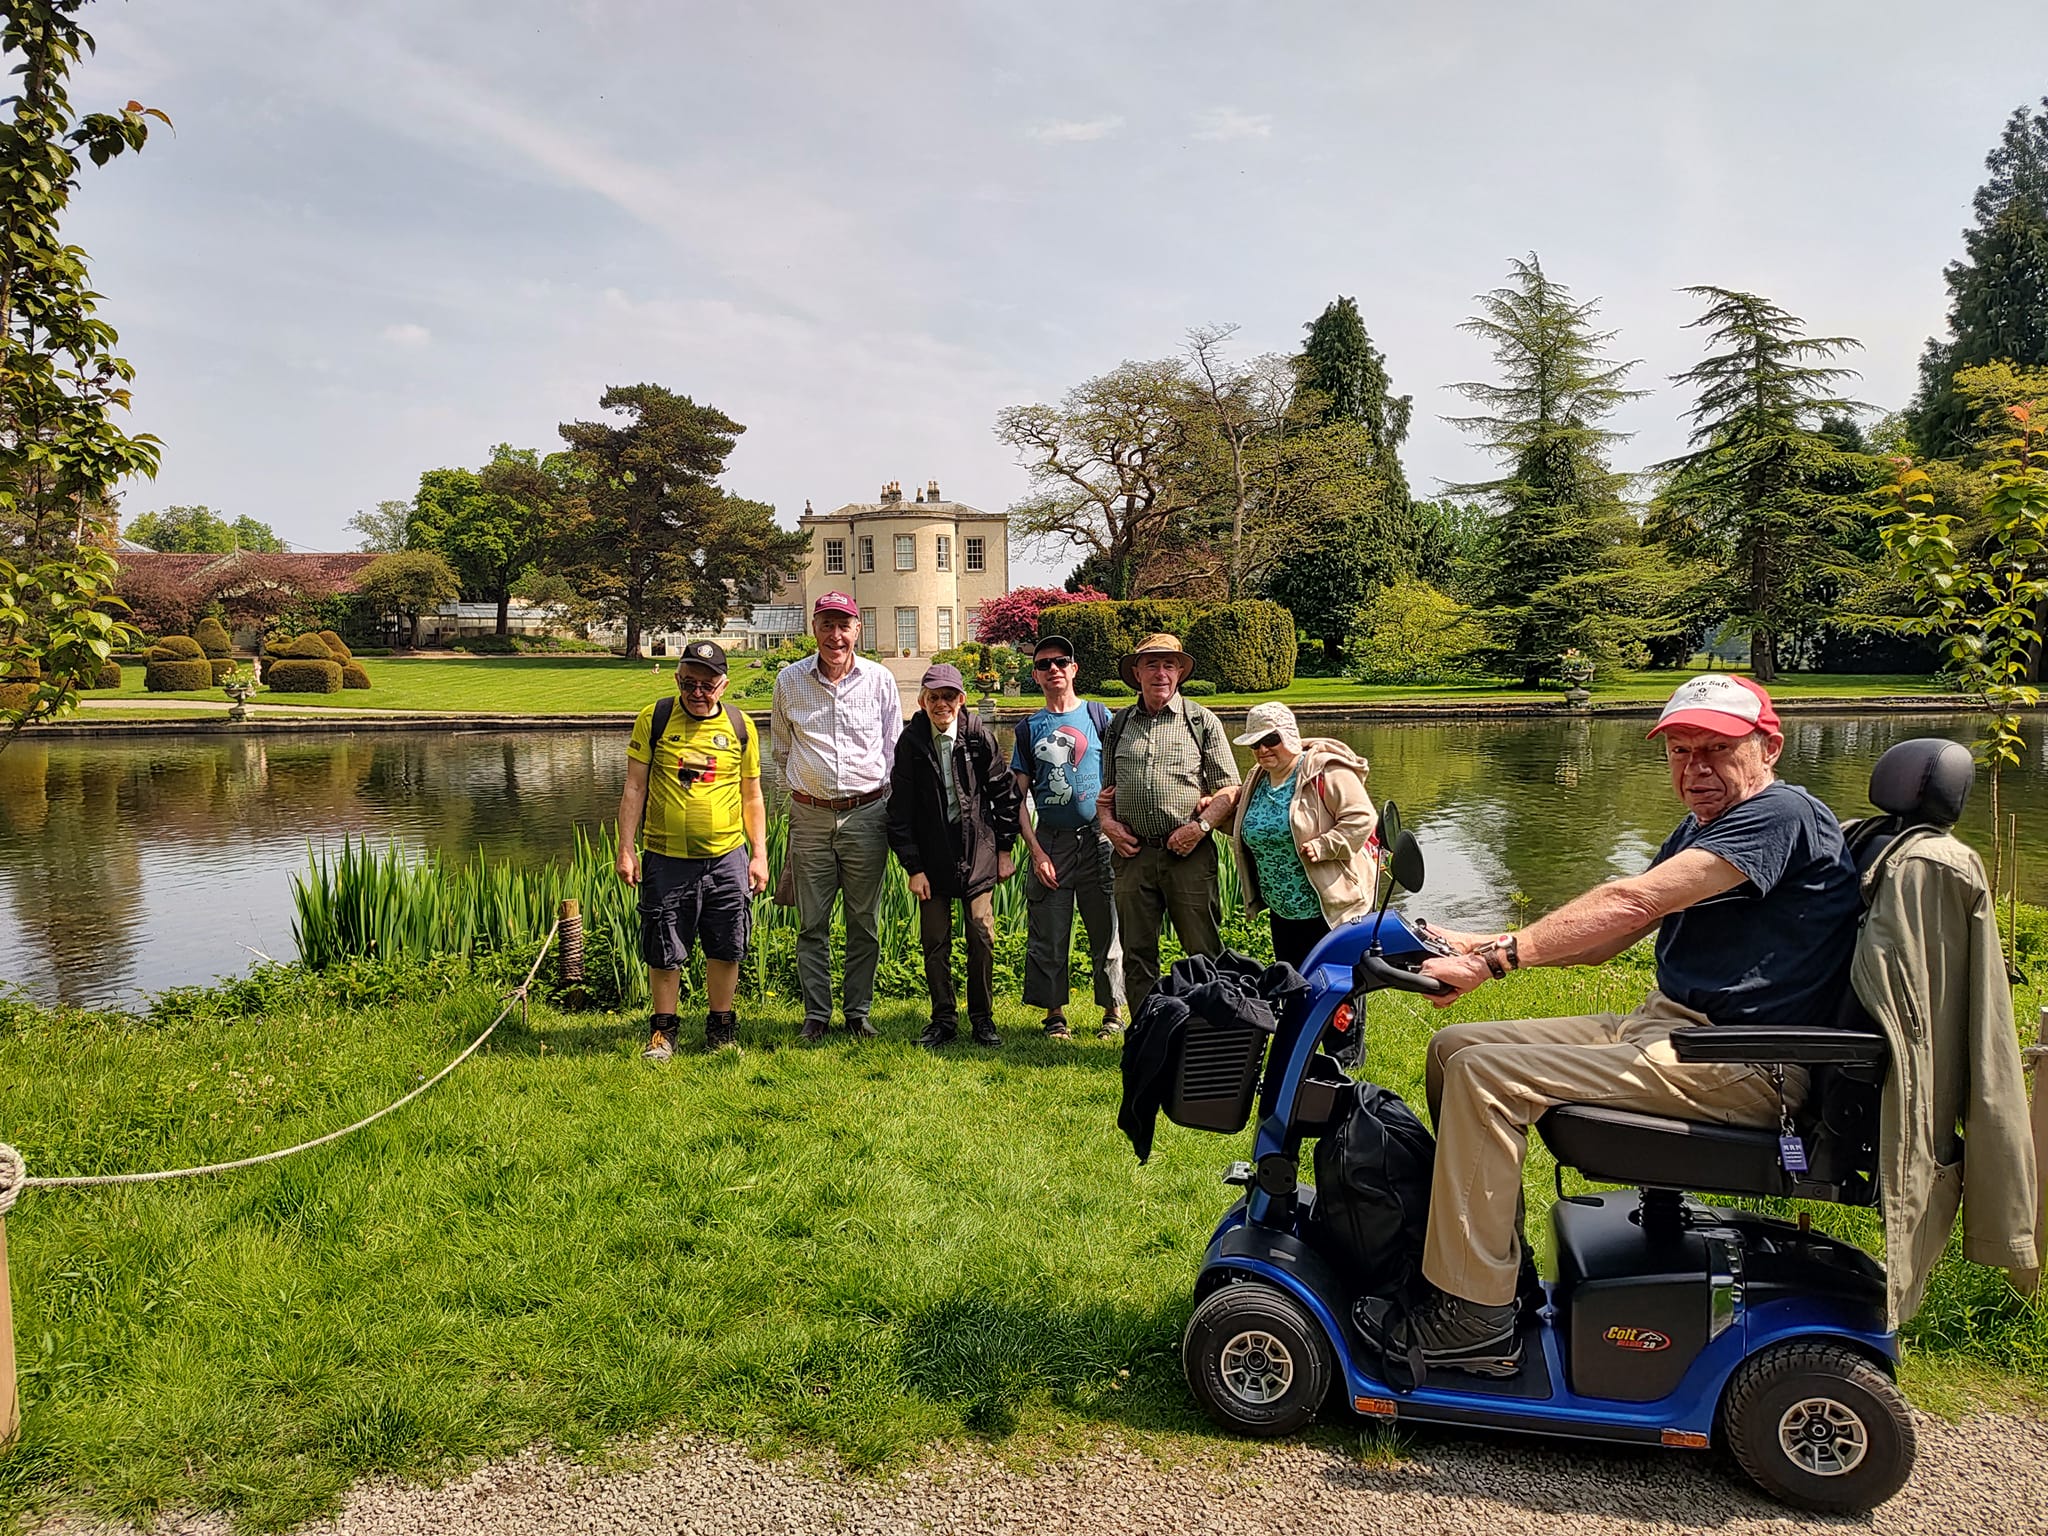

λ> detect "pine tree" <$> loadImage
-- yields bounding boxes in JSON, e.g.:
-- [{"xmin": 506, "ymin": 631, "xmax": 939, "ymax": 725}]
[
  {"xmin": 1262, "ymin": 298, "xmax": 1414, "ymax": 664},
  {"xmin": 1448, "ymin": 256, "xmax": 1678, "ymax": 687},
  {"xmin": 1653, "ymin": 288, "xmax": 1868, "ymax": 682},
  {"xmin": 1908, "ymin": 99, "xmax": 2048, "ymax": 457}
]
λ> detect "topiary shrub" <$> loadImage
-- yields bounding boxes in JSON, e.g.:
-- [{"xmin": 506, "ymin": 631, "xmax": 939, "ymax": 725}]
[
  {"xmin": 284, "ymin": 632, "xmax": 340, "ymax": 660},
  {"xmin": 90, "ymin": 660, "xmax": 122, "ymax": 690},
  {"xmin": 262, "ymin": 629, "xmax": 296, "ymax": 656},
  {"xmin": 0, "ymin": 657, "xmax": 40, "ymax": 713},
  {"xmin": 145, "ymin": 657, "xmax": 213, "ymax": 691},
  {"xmin": 340, "ymin": 662, "xmax": 371, "ymax": 689},
  {"xmin": 194, "ymin": 616, "xmax": 232, "ymax": 657},
  {"xmin": 1095, "ymin": 679, "xmax": 1135, "ymax": 699},
  {"xmin": 318, "ymin": 629, "xmax": 351, "ymax": 661},
  {"xmin": 266, "ymin": 658, "xmax": 343, "ymax": 694},
  {"xmin": 148, "ymin": 634, "xmax": 204, "ymax": 662},
  {"xmin": 1186, "ymin": 600, "xmax": 1296, "ymax": 693},
  {"xmin": 209, "ymin": 658, "xmax": 236, "ymax": 684},
  {"xmin": 1181, "ymin": 678, "xmax": 1218, "ymax": 696},
  {"xmin": 1047, "ymin": 603, "xmax": 1126, "ymax": 693}
]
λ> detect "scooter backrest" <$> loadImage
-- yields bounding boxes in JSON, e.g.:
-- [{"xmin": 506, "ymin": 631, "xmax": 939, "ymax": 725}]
[{"xmin": 1867, "ymin": 738, "xmax": 1972, "ymax": 828}]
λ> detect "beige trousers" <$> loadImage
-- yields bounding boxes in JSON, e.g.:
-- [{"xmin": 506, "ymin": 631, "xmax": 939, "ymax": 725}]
[{"xmin": 1421, "ymin": 992, "xmax": 1805, "ymax": 1306}]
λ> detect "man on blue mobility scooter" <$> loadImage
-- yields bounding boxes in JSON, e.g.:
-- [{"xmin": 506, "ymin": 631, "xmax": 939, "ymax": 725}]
[{"xmin": 1363, "ymin": 674, "xmax": 1860, "ymax": 1370}]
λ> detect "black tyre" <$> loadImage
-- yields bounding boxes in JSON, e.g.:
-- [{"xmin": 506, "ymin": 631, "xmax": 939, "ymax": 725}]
[
  {"xmin": 1182, "ymin": 1280, "xmax": 1334, "ymax": 1436},
  {"xmin": 1721, "ymin": 1341, "xmax": 1917, "ymax": 1513}
]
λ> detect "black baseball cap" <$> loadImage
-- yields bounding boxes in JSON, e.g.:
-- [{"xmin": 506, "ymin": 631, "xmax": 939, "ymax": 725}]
[
  {"xmin": 676, "ymin": 640, "xmax": 728, "ymax": 676},
  {"xmin": 1033, "ymin": 634, "xmax": 1076, "ymax": 659}
]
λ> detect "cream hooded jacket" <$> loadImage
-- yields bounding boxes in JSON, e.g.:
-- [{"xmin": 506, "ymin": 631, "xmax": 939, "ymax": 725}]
[
  {"xmin": 1228, "ymin": 738, "xmax": 1378, "ymax": 926},
  {"xmin": 1850, "ymin": 826, "xmax": 2038, "ymax": 1327}
]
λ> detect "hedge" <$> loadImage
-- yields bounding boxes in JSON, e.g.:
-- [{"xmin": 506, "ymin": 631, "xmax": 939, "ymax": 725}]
[
  {"xmin": 1186, "ymin": 599, "xmax": 1296, "ymax": 692},
  {"xmin": 209, "ymin": 658, "xmax": 237, "ymax": 685},
  {"xmin": 318, "ymin": 629, "xmax": 352, "ymax": 661},
  {"xmin": 266, "ymin": 658, "xmax": 343, "ymax": 694},
  {"xmin": 194, "ymin": 616, "xmax": 232, "ymax": 657},
  {"xmin": 1041, "ymin": 599, "xmax": 1203, "ymax": 691},
  {"xmin": 1182, "ymin": 679, "xmax": 1218, "ymax": 696},
  {"xmin": 90, "ymin": 660, "xmax": 122, "ymax": 690},
  {"xmin": 341, "ymin": 662, "xmax": 371, "ymax": 689},
  {"xmin": 148, "ymin": 634, "xmax": 204, "ymax": 662},
  {"xmin": 1095, "ymin": 680, "xmax": 1135, "ymax": 699},
  {"xmin": 145, "ymin": 658, "xmax": 213, "ymax": 691},
  {"xmin": 0, "ymin": 657, "xmax": 39, "ymax": 713},
  {"xmin": 282, "ymin": 632, "xmax": 341, "ymax": 661}
]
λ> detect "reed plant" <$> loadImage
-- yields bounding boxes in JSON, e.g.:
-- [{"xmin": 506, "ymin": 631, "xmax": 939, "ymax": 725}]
[{"xmin": 293, "ymin": 819, "xmax": 1260, "ymax": 1012}]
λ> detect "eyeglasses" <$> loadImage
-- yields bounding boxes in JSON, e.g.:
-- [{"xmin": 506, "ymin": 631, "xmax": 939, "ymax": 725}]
[
  {"xmin": 1251, "ymin": 733, "xmax": 1284, "ymax": 750},
  {"xmin": 1032, "ymin": 657, "xmax": 1075, "ymax": 671},
  {"xmin": 677, "ymin": 676, "xmax": 722, "ymax": 694}
]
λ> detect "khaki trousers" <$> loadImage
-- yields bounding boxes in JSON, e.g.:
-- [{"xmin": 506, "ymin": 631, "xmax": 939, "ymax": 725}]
[
  {"xmin": 1421, "ymin": 992, "xmax": 1806, "ymax": 1306},
  {"xmin": 1113, "ymin": 838, "xmax": 1223, "ymax": 1016}
]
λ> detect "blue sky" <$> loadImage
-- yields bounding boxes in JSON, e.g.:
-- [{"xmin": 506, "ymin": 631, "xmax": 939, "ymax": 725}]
[{"xmin": 63, "ymin": 1, "xmax": 2048, "ymax": 581}]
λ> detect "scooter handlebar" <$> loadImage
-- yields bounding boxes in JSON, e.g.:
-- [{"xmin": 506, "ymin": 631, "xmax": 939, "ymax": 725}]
[{"xmin": 1356, "ymin": 952, "xmax": 1451, "ymax": 997}]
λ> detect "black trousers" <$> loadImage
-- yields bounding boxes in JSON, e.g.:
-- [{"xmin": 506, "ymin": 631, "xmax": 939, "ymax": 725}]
[
  {"xmin": 919, "ymin": 888, "xmax": 996, "ymax": 1028},
  {"xmin": 1268, "ymin": 912, "xmax": 1332, "ymax": 973}
]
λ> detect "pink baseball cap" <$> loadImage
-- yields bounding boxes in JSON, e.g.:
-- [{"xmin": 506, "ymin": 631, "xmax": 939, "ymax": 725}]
[
  {"xmin": 1647, "ymin": 674, "xmax": 1781, "ymax": 739},
  {"xmin": 813, "ymin": 590, "xmax": 859, "ymax": 618}
]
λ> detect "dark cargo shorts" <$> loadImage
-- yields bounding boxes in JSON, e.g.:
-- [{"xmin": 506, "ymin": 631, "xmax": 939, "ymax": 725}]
[{"xmin": 638, "ymin": 845, "xmax": 751, "ymax": 970}]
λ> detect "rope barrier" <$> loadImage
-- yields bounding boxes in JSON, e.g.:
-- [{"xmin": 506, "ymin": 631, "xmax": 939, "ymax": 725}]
[{"xmin": 0, "ymin": 920, "xmax": 558, "ymax": 1203}]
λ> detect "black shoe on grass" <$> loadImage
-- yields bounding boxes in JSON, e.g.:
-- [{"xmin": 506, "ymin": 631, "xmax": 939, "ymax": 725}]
[
  {"xmin": 705, "ymin": 1011, "xmax": 740, "ymax": 1052},
  {"xmin": 918, "ymin": 1021, "xmax": 958, "ymax": 1048}
]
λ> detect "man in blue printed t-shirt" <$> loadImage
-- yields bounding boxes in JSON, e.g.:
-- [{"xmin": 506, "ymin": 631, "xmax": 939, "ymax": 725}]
[
  {"xmin": 1356, "ymin": 674, "xmax": 1863, "ymax": 1376},
  {"xmin": 1012, "ymin": 634, "xmax": 1127, "ymax": 1039}
]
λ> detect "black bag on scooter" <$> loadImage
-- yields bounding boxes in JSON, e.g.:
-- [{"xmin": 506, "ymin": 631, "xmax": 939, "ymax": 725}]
[{"xmin": 1309, "ymin": 1083, "xmax": 1435, "ymax": 1300}]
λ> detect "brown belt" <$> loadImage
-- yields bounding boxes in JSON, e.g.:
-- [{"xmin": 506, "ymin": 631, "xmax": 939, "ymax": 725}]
[{"xmin": 790, "ymin": 787, "xmax": 886, "ymax": 812}]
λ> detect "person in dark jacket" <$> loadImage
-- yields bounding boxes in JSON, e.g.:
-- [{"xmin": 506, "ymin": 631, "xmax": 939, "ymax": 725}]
[{"xmin": 887, "ymin": 663, "xmax": 1022, "ymax": 1048}]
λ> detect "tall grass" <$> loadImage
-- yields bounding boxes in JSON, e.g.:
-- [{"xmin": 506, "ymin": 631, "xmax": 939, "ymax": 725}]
[{"xmin": 293, "ymin": 820, "xmax": 1255, "ymax": 1012}]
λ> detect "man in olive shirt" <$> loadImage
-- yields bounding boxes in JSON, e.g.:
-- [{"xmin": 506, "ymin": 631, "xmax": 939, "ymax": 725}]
[{"xmin": 1096, "ymin": 634, "xmax": 1241, "ymax": 1013}]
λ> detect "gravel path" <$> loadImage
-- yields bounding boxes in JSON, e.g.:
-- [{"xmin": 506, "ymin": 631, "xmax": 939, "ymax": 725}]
[{"xmin": 39, "ymin": 1412, "xmax": 2048, "ymax": 1536}]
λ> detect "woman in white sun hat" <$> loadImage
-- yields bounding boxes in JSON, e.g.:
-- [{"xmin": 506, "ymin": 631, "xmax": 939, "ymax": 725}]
[{"xmin": 1226, "ymin": 701, "xmax": 1380, "ymax": 970}]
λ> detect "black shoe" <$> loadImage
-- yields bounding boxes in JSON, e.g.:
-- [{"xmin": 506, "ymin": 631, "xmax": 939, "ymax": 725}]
[
  {"xmin": 641, "ymin": 1020, "xmax": 677, "ymax": 1062},
  {"xmin": 798, "ymin": 1018, "xmax": 831, "ymax": 1043},
  {"xmin": 705, "ymin": 1010, "xmax": 740, "ymax": 1052},
  {"xmin": 918, "ymin": 1021, "xmax": 958, "ymax": 1048},
  {"xmin": 845, "ymin": 1018, "xmax": 879, "ymax": 1040},
  {"xmin": 1356, "ymin": 1291, "xmax": 1521, "ymax": 1378},
  {"xmin": 970, "ymin": 1019, "xmax": 1001, "ymax": 1048}
]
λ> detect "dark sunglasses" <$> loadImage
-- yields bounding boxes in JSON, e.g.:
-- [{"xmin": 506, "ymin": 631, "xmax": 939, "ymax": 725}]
[
  {"xmin": 677, "ymin": 675, "xmax": 722, "ymax": 694},
  {"xmin": 1032, "ymin": 656, "xmax": 1075, "ymax": 671},
  {"xmin": 1251, "ymin": 732, "xmax": 1284, "ymax": 750}
]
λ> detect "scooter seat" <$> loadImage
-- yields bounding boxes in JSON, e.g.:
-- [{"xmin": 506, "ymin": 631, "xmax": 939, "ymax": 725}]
[{"xmin": 1538, "ymin": 1105, "xmax": 1794, "ymax": 1199}]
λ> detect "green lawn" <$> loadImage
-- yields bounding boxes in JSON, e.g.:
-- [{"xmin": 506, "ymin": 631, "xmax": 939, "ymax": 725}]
[
  {"xmin": 87, "ymin": 657, "xmax": 1956, "ymax": 721},
  {"xmin": 0, "ymin": 951, "xmax": 2039, "ymax": 1531}
]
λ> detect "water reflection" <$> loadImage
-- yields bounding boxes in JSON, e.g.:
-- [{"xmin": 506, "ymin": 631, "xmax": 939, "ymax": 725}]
[{"xmin": 0, "ymin": 714, "xmax": 2037, "ymax": 1008}]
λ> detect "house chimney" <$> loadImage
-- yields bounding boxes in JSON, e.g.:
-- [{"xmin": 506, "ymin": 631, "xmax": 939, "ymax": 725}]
[{"xmin": 928, "ymin": 479, "xmax": 941, "ymax": 502}]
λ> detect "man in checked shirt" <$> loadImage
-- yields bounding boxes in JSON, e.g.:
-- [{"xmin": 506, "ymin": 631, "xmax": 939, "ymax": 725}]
[{"xmin": 1095, "ymin": 633, "xmax": 1242, "ymax": 1015}]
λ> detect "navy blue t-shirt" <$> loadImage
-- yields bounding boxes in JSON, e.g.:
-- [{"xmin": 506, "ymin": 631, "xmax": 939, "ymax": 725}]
[{"xmin": 1651, "ymin": 781, "xmax": 1862, "ymax": 1028}]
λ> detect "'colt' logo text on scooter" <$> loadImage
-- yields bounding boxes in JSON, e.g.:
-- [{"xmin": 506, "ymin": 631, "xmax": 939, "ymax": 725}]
[{"xmin": 1603, "ymin": 1327, "xmax": 1672, "ymax": 1352}]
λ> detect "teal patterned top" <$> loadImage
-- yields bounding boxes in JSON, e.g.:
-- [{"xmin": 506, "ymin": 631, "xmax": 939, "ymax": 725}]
[{"xmin": 1242, "ymin": 768, "xmax": 1322, "ymax": 921}]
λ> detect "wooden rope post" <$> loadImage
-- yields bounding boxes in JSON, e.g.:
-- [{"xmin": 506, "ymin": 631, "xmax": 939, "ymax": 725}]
[
  {"xmin": 1, "ymin": 1211, "xmax": 16, "ymax": 1447},
  {"xmin": 2034, "ymin": 1008, "xmax": 2048, "ymax": 1280}
]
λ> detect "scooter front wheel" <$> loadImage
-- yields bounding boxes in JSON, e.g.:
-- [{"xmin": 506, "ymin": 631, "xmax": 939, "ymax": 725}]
[
  {"xmin": 1721, "ymin": 1341, "xmax": 1917, "ymax": 1512},
  {"xmin": 1183, "ymin": 1280, "xmax": 1334, "ymax": 1436}
]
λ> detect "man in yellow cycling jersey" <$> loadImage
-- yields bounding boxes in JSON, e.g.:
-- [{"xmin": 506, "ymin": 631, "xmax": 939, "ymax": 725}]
[{"xmin": 616, "ymin": 641, "xmax": 770, "ymax": 1056}]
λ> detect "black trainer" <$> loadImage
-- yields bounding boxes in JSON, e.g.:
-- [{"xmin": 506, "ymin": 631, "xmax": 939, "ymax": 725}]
[
  {"xmin": 1355, "ymin": 1291, "xmax": 1521, "ymax": 1377},
  {"xmin": 970, "ymin": 1019, "xmax": 1001, "ymax": 1047},
  {"xmin": 705, "ymin": 1010, "xmax": 740, "ymax": 1052}
]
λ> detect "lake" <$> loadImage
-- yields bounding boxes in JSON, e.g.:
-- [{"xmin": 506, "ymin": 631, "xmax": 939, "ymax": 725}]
[{"xmin": 2, "ymin": 713, "xmax": 2041, "ymax": 1009}]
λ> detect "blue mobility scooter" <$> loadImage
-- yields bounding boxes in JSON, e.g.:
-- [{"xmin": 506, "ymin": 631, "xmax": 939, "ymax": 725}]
[{"xmin": 1174, "ymin": 740, "xmax": 1973, "ymax": 1513}]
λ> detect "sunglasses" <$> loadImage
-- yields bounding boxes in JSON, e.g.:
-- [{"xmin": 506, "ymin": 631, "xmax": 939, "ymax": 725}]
[
  {"xmin": 677, "ymin": 675, "xmax": 722, "ymax": 694},
  {"xmin": 1251, "ymin": 733, "xmax": 1284, "ymax": 750},
  {"xmin": 1032, "ymin": 656, "xmax": 1075, "ymax": 671}
]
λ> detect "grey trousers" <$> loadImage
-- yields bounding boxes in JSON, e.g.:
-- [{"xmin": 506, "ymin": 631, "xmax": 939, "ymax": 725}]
[
  {"xmin": 787, "ymin": 796, "xmax": 890, "ymax": 1029},
  {"xmin": 1113, "ymin": 837, "xmax": 1224, "ymax": 1016},
  {"xmin": 1022, "ymin": 823, "xmax": 1125, "ymax": 1013}
]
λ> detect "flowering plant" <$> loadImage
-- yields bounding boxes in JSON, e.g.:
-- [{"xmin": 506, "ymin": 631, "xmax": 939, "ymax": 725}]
[{"xmin": 1558, "ymin": 648, "xmax": 1594, "ymax": 689}]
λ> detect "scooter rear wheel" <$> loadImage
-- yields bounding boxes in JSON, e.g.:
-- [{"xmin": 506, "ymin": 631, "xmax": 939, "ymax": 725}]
[
  {"xmin": 1183, "ymin": 1280, "xmax": 1334, "ymax": 1436},
  {"xmin": 1721, "ymin": 1341, "xmax": 1916, "ymax": 1512}
]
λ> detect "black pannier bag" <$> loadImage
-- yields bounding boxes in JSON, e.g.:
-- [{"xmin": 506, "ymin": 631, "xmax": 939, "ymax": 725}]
[{"xmin": 1309, "ymin": 1083, "xmax": 1436, "ymax": 1300}]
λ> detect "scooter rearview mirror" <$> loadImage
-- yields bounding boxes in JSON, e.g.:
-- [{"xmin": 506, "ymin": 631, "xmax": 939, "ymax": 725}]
[
  {"xmin": 1378, "ymin": 800, "xmax": 1402, "ymax": 850},
  {"xmin": 1366, "ymin": 804, "xmax": 1407, "ymax": 954},
  {"xmin": 1389, "ymin": 829, "xmax": 1425, "ymax": 896}
]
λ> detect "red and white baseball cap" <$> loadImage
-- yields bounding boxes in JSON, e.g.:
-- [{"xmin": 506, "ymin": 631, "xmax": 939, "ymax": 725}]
[
  {"xmin": 1647, "ymin": 674, "xmax": 1781, "ymax": 739},
  {"xmin": 812, "ymin": 590, "xmax": 859, "ymax": 618}
]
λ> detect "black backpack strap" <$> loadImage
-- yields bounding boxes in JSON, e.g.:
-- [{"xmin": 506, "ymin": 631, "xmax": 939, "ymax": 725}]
[
  {"xmin": 1088, "ymin": 699, "xmax": 1110, "ymax": 736},
  {"xmin": 725, "ymin": 702, "xmax": 750, "ymax": 747},
  {"xmin": 635, "ymin": 696, "xmax": 678, "ymax": 850}
]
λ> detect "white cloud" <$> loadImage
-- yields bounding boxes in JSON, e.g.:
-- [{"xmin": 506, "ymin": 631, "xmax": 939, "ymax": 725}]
[
  {"xmin": 1190, "ymin": 107, "xmax": 1273, "ymax": 142},
  {"xmin": 1027, "ymin": 115, "xmax": 1125, "ymax": 144},
  {"xmin": 380, "ymin": 322, "xmax": 431, "ymax": 347}
]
